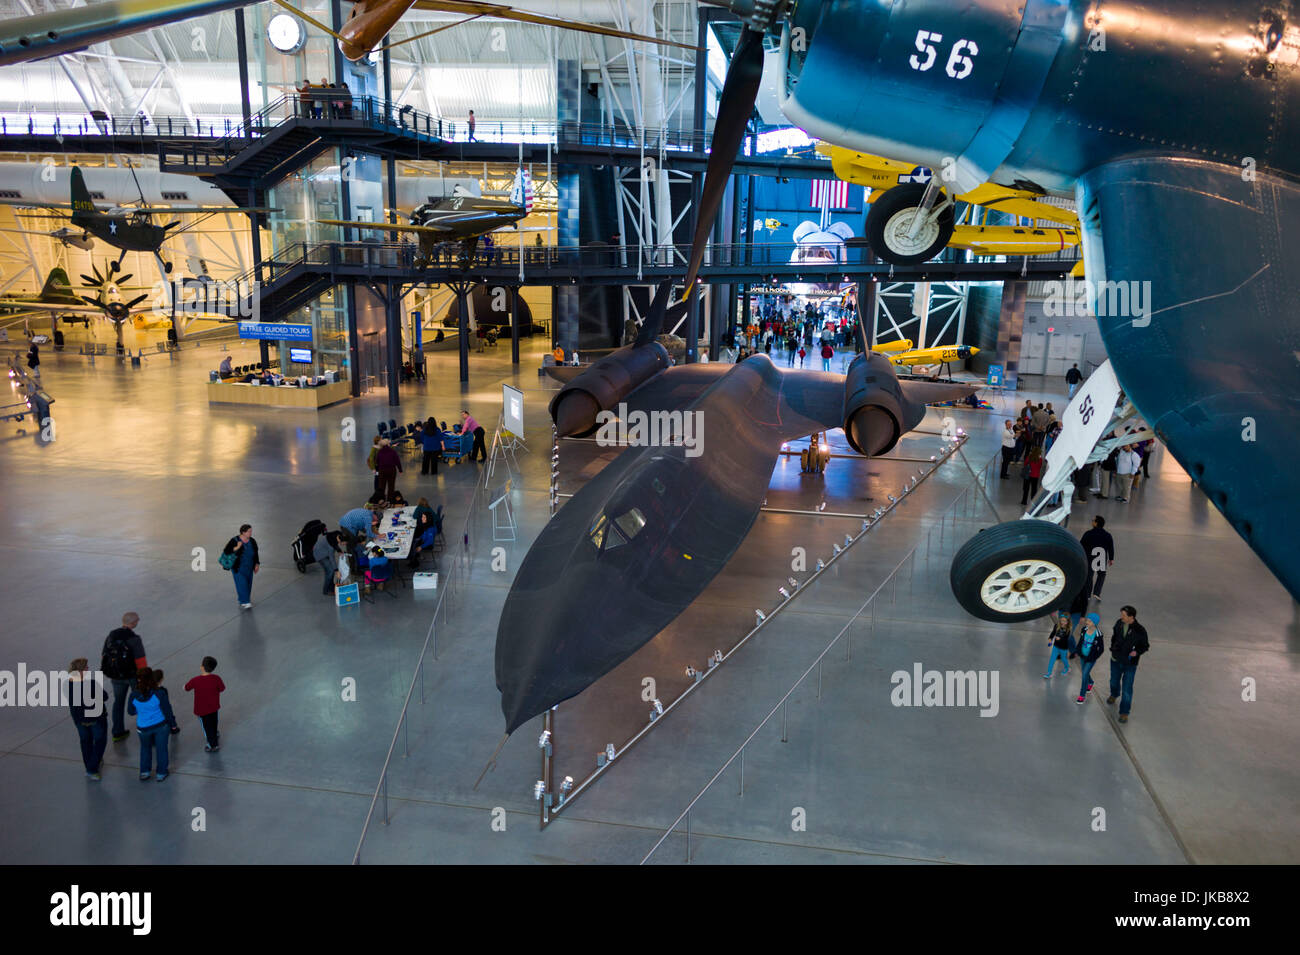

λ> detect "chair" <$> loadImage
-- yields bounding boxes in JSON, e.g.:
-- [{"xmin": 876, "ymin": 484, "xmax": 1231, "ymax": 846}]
[
  {"xmin": 388, "ymin": 418, "xmax": 397, "ymax": 432},
  {"xmin": 377, "ymin": 421, "xmax": 388, "ymax": 437},
  {"xmin": 432, "ymin": 505, "xmax": 445, "ymax": 553}
]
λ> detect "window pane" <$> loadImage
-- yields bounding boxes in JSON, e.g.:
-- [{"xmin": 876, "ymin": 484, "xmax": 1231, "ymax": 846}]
[
  {"xmin": 604, "ymin": 525, "xmax": 628, "ymax": 550},
  {"xmin": 614, "ymin": 507, "xmax": 646, "ymax": 540},
  {"xmin": 588, "ymin": 514, "xmax": 606, "ymax": 549}
]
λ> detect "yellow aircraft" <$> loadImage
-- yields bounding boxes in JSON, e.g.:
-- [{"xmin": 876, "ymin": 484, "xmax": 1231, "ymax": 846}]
[
  {"xmin": 869, "ymin": 339, "xmax": 913, "ymax": 354},
  {"xmin": 891, "ymin": 344, "xmax": 979, "ymax": 374},
  {"xmin": 816, "ymin": 143, "xmax": 1084, "ymax": 272}
]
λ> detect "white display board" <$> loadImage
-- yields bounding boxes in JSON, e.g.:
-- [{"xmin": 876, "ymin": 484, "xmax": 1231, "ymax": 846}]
[{"xmin": 502, "ymin": 383, "xmax": 524, "ymax": 439}]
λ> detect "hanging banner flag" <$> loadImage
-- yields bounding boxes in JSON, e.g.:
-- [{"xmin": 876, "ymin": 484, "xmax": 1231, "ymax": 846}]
[{"xmin": 810, "ymin": 179, "xmax": 850, "ymax": 209}]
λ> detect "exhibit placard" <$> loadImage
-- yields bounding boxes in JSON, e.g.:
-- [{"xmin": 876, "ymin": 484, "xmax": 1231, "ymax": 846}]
[{"xmin": 238, "ymin": 322, "xmax": 313, "ymax": 342}]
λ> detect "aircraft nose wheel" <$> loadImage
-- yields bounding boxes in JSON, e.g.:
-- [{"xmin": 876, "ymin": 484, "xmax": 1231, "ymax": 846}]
[
  {"xmin": 949, "ymin": 520, "xmax": 1086, "ymax": 622},
  {"xmin": 866, "ymin": 182, "xmax": 955, "ymax": 265}
]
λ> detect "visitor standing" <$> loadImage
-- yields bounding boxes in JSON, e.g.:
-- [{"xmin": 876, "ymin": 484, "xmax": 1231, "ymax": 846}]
[
  {"xmin": 820, "ymin": 341, "xmax": 834, "ymax": 371},
  {"xmin": 1020, "ymin": 445, "xmax": 1044, "ymax": 505},
  {"xmin": 128, "ymin": 668, "xmax": 179, "ymax": 780},
  {"xmin": 467, "ymin": 109, "xmax": 476, "ymax": 141},
  {"xmin": 462, "ymin": 410, "xmax": 487, "ymax": 462},
  {"xmin": 1080, "ymin": 515, "xmax": 1115, "ymax": 599},
  {"xmin": 1000, "ymin": 419, "xmax": 1017, "ymax": 478},
  {"xmin": 100, "ymin": 612, "xmax": 147, "ymax": 743},
  {"xmin": 1074, "ymin": 613, "xmax": 1105, "ymax": 703},
  {"xmin": 1043, "ymin": 611, "xmax": 1072, "ymax": 679},
  {"xmin": 1114, "ymin": 444, "xmax": 1141, "ymax": 502},
  {"xmin": 68, "ymin": 658, "xmax": 108, "ymax": 779},
  {"xmin": 222, "ymin": 524, "xmax": 260, "ymax": 610},
  {"xmin": 375, "ymin": 437, "xmax": 402, "ymax": 502},
  {"xmin": 184, "ymin": 657, "xmax": 226, "ymax": 753},
  {"xmin": 1107, "ymin": 606, "xmax": 1149, "ymax": 723}
]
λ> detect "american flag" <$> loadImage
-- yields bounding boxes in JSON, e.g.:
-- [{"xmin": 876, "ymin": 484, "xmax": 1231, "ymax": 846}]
[
  {"xmin": 811, "ymin": 179, "xmax": 850, "ymax": 209},
  {"xmin": 511, "ymin": 169, "xmax": 535, "ymax": 213}
]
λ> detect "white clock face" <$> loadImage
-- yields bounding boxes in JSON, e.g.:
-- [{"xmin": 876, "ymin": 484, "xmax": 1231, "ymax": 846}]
[{"xmin": 267, "ymin": 13, "xmax": 304, "ymax": 54}]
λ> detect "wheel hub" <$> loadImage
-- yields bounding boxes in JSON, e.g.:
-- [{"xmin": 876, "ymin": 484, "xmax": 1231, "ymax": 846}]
[
  {"xmin": 884, "ymin": 208, "xmax": 941, "ymax": 257},
  {"xmin": 980, "ymin": 559, "xmax": 1066, "ymax": 614}
]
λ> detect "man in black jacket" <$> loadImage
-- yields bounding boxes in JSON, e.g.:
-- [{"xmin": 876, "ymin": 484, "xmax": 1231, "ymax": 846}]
[
  {"xmin": 100, "ymin": 613, "xmax": 148, "ymax": 742},
  {"xmin": 1080, "ymin": 515, "xmax": 1116, "ymax": 600},
  {"xmin": 1106, "ymin": 606, "xmax": 1150, "ymax": 722},
  {"xmin": 1066, "ymin": 363, "xmax": 1083, "ymax": 398}
]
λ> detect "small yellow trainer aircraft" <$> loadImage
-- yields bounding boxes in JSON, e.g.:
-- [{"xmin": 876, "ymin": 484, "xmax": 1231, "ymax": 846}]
[{"xmin": 817, "ymin": 144, "xmax": 1084, "ymax": 271}]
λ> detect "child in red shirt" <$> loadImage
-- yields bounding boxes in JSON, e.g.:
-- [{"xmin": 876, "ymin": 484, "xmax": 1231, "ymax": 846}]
[{"xmin": 184, "ymin": 657, "xmax": 227, "ymax": 752}]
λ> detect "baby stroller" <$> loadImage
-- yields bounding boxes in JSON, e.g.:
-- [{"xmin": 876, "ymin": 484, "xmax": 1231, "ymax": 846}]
[{"xmin": 292, "ymin": 518, "xmax": 327, "ymax": 572}]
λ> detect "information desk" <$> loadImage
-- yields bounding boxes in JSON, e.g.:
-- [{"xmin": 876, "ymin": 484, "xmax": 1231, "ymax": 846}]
[{"xmin": 207, "ymin": 379, "xmax": 350, "ymax": 409}]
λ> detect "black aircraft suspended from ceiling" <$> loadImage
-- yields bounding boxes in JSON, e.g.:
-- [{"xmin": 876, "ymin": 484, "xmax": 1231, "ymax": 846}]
[
  {"xmin": 0, "ymin": 166, "xmax": 277, "ymax": 275},
  {"xmin": 482, "ymin": 0, "xmax": 978, "ymax": 756}
]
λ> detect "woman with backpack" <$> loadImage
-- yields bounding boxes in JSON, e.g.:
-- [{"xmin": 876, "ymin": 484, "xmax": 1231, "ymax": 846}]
[
  {"xmin": 1074, "ymin": 613, "xmax": 1106, "ymax": 703},
  {"xmin": 221, "ymin": 523, "xmax": 260, "ymax": 610},
  {"xmin": 1020, "ymin": 445, "xmax": 1045, "ymax": 506},
  {"xmin": 127, "ymin": 668, "xmax": 179, "ymax": 781}
]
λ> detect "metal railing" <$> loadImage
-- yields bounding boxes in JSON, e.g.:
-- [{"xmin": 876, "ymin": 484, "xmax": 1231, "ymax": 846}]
[
  {"xmin": 640, "ymin": 446, "xmax": 1001, "ymax": 864},
  {"xmin": 351, "ymin": 459, "xmax": 489, "ymax": 864}
]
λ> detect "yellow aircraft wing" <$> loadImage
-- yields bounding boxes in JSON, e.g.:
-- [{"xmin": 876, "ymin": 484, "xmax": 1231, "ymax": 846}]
[{"xmin": 869, "ymin": 339, "xmax": 914, "ymax": 354}]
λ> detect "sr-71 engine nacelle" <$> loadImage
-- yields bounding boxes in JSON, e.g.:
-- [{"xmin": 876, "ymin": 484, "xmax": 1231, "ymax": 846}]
[{"xmin": 549, "ymin": 342, "xmax": 672, "ymax": 438}]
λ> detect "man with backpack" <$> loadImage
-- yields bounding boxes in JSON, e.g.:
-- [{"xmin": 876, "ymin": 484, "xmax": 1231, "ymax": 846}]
[{"xmin": 101, "ymin": 612, "xmax": 148, "ymax": 742}]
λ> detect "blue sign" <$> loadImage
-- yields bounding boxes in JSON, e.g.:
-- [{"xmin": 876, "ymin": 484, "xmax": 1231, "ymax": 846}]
[
  {"xmin": 238, "ymin": 322, "xmax": 312, "ymax": 342},
  {"xmin": 987, "ymin": 364, "xmax": 1004, "ymax": 387}
]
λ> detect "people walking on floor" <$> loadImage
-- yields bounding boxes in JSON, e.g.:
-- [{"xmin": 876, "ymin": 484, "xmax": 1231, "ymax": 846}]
[
  {"xmin": 1139, "ymin": 438, "xmax": 1154, "ymax": 478},
  {"xmin": 1074, "ymin": 613, "xmax": 1105, "ymax": 703},
  {"xmin": 1000, "ymin": 419, "xmax": 1017, "ymax": 478},
  {"xmin": 1107, "ymin": 605, "xmax": 1149, "ymax": 722},
  {"xmin": 797, "ymin": 345, "xmax": 806, "ymax": 367},
  {"xmin": 420, "ymin": 418, "xmax": 443, "ymax": 476},
  {"xmin": 100, "ymin": 612, "xmax": 148, "ymax": 743},
  {"xmin": 26, "ymin": 341, "xmax": 40, "ymax": 380},
  {"xmin": 1020, "ymin": 445, "xmax": 1044, "ymax": 505},
  {"xmin": 375, "ymin": 437, "xmax": 402, "ymax": 502},
  {"xmin": 462, "ymin": 410, "xmax": 487, "ymax": 462},
  {"xmin": 68, "ymin": 658, "xmax": 108, "ymax": 779},
  {"xmin": 184, "ymin": 657, "xmax": 226, "ymax": 753},
  {"xmin": 1114, "ymin": 444, "xmax": 1141, "ymax": 502},
  {"xmin": 820, "ymin": 341, "xmax": 834, "ymax": 371},
  {"xmin": 128, "ymin": 668, "xmax": 179, "ymax": 780},
  {"xmin": 1066, "ymin": 363, "xmax": 1083, "ymax": 398},
  {"xmin": 1044, "ymin": 610, "xmax": 1073, "ymax": 678},
  {"xmin": 1080, "ymin": 515, "xmax": 1115, "ymax": 599},
  {"xmin": 786, "ymin": 337, "xmax": 797, "ymax": 365},
  {"xmin": 222, "ymin": 524, "xmax": 260, "ymax": 610}
]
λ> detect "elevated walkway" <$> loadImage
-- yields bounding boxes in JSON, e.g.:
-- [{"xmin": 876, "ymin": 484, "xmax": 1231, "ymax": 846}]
[{"xmin": 245, "ymin": 239, "xmax": 1076, "ymax": 323}]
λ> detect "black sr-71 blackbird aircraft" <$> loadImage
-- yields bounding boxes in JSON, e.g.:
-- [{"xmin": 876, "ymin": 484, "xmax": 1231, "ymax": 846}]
[{"xmin": 493, "ymin": 285, "xmax": 974, "ymax": 734}]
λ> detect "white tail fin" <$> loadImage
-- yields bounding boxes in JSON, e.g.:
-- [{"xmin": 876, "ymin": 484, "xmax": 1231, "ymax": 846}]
[{"xmin": 510, "ymin": 168, "xmax": 534, "ymax": 214}]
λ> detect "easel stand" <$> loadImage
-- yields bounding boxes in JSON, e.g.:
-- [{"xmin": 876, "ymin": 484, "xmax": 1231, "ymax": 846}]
[{"xmin": 486, "ymin": 410, "xmax": 527, "ymax": 482}]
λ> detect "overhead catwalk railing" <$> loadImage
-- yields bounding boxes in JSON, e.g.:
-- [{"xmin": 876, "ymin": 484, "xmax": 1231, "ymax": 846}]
[{"xmin": 230, "ymin": 241, "xmax": 1077, "ymax": 315}]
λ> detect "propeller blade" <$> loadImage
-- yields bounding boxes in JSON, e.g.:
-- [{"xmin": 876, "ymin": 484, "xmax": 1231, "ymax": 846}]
[
  {"xmin": 634, "ymin": 281, "xmax": 674, "ymax": 347},
  {"xmin": 79, "ymin": 274, "xmax": 99, "ymax": 287},
  {"xmin": 124, "ymin": 294, "xmax": 149, "ymax": 310},
  {"xmin": 78, "ymin": 296, "xmax": 100, "ymax": 308},
  {"xmin": 115, "ymin": 272, "xmax": 133, "ymax": 286},
  {"xmin": 681, "ymin": 25, "xmax": 765, "ymax": 293}
]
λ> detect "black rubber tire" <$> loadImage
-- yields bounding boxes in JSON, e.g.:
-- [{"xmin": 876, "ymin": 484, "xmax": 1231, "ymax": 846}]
[
  {"xmin": 866, "ymin": 183, "xmax": 956, "ymax": 265},
  {"xmin": 950, "ymin": 520, "xmax": 1086, "ymax": 623},
  {"xmin": 295, "ymin": 559, "xmax": 306, "ymax": 573}
]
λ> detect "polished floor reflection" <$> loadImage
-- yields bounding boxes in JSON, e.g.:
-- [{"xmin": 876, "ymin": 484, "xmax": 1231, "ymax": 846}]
[{"xmin": 0, "ymin": 341, "xmax": 1295, "ymax": 864}]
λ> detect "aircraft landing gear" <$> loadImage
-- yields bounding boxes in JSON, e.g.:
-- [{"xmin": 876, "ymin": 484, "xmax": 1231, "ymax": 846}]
[
  {"xmin": 949, "ymin": 520, "xmax": 1085, "ymax": 622},
  {"xmin": 866, "ymin": 182, "xmax": 955, "ymax": 265},
  {"xmin": 800, "ymin": 432, "xmax": 830, "ymax": 474}
]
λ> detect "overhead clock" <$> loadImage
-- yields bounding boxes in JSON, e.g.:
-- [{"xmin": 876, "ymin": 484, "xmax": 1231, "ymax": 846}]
[{"xmin": 267, "ymin": 13, "xmax": 305, "ymax": 55}]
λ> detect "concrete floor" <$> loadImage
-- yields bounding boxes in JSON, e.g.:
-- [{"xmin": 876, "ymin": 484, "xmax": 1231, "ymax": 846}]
[{"xmin": 0, "ymin": 342, "xmax": 1295, "ymax": 865}]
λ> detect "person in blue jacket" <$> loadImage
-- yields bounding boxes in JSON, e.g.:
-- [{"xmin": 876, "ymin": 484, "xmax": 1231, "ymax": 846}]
[
  {"xmin": 128, "ymin": 668, "xmax": 179, "ymax": 781},
  {"xmin": 1074, "ymin": 613, "xmax": 1106, "ymax": 704},
  {"xmin": 420, "ymin": 417, "xmax": 444, "ymax": 476},
  {"xmin": 222, "ymin": 523, "xmax": 260, "ymax": 610}
]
